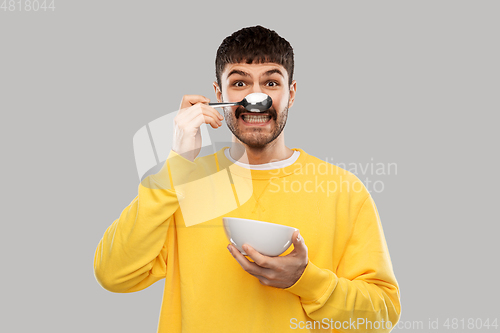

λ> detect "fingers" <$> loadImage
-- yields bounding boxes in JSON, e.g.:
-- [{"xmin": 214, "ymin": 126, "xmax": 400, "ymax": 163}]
[
  {"xmin": 228, "ymin": 243, "xmax": 306, "ymax": 288},
  {"xmin": 256, "ymin": 276, "xmax": 271, "ymax": 286},
  {"xmin": 197, "ymin": 104, "xmax": 224, "ymax": 128},
  {"xmin": 227, "ymin": 244, "xmax": 266, "ymax": 276},
  {"xmin": 178, "ymin": 102, "xmax": 222, "ymax": 121},
  {"xmin": 242, "ymin": 244, "xmax": 273, "ymax": 269},
  {"xmin": 179, "ymin": 94, "xmax": 224, "ymax": 121},
  {"xmin": 227, "ymin": 232, "xmax": 308, "ymax": 289},
  {"xmin": 176, "ymin": 103, "xmax": 224, "ymax": 130},
  {"xmin": 192, "ymin": 110, "xmax": 222, "ymax": 129},
  {"xmin": 180, "ymin": 94, "xmax": 210, "ymax": 109},
  {"xmin": 179, "ymin": 94, "xmax": 224, "ymax": 124},
  {"xmin": 200, "ymin": 106, "xmax": 223, "ymax": 129}
]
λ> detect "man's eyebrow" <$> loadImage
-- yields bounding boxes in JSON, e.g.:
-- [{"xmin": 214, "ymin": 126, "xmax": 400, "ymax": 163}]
[
  {"xmin": 262, "ymin": 69, "xmax": 284, "ymax": 78},
  {"xmin": 226, "ymin": 69, "xmax": 250, "ymax": 79},
  {"xmin": 226, "ymin": 68, "xmax": 285, "ymax": 79}
]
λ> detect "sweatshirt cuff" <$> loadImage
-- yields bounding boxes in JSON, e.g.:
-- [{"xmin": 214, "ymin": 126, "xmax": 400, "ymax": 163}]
[
  {"xmin": 284, "ymin": 261, "xmax": 337, "ymax": 303},
  {"xmin": 150, "ymin": 150, "xmax": 198, "ymax": 191}
]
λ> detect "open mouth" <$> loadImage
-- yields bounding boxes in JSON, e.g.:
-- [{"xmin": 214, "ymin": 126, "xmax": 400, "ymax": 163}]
[{"xmin": 241, "ymin": 114, "xmax": 272, "ymax": 124}]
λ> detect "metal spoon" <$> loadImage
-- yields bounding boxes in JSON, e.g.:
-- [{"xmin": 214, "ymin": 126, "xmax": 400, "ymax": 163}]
[{"xmin": 209, "ymin": 93, "xmax": 272, "ymax": 112}]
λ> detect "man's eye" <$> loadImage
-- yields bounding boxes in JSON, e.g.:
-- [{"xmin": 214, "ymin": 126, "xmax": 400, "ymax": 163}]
[
  {"xmin": 233, "ymin": 81, "xmax": 245, "ymax": 87},
  {"xmin": 267, "ymin": 81, "xmax": 279, "ymax": 87}
]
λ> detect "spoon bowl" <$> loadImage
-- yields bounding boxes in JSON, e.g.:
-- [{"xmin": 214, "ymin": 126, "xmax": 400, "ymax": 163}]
[{"xmin": 209, "ymin": 93, "xmax": 272, "ymax": 112}]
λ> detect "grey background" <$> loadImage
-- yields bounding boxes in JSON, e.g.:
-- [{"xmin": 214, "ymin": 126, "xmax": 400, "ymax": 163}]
[{"xmin": 1, "ymin": 1, "xmax": 498, "ymax": 332}]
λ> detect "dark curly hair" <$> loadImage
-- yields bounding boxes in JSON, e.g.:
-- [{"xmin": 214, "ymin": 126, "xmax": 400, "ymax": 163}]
[{"xmin": 215, "ymin": 25, "xmax": 294, "ymax": 89}]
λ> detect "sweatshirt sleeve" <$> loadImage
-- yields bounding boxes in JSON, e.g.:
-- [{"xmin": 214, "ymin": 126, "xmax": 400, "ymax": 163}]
[
  {"xmin": 93, "ymin": 150, "xmax": 197, "ymax": 293},
  {"xmin": 284, "ymin": 195, "xmax": 401, "ymax": 332}
]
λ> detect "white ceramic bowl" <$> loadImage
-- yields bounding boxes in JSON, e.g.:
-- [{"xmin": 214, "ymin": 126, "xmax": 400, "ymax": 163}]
[{"xmin": 222, "ymin": 217, "xmax": 298, "ymax": 256}]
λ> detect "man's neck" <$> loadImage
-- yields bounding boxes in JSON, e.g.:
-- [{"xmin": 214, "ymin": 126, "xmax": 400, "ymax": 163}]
[{"xmin": 229, "ymin": 140, "xmax": 294, "ymax": 165}]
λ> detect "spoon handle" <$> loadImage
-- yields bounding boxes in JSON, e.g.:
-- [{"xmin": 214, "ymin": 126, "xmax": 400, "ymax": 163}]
[{"xmin": 208, "ymin": 102, "xmax": 240, "ymax": 108}]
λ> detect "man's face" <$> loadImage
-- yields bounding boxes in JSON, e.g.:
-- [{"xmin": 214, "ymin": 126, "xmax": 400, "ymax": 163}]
[{"xmin": 214, "ymin": 62, "xmax": 296, "ymax": 149}]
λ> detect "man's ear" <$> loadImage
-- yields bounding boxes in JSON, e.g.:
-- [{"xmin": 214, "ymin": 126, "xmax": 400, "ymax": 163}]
[
  {"xmin": 288, "ymin": 80, "xmax": 297, "ymax": 109},
  {"xmin": 213, "ymin": 82, "xmax": 223, "ymax": 102}
]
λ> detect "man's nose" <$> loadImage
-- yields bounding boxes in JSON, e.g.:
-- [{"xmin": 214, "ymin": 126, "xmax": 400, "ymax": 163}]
[{"xmin": 250, "ymin": 82, "xmax": 263, "ymax": 94}]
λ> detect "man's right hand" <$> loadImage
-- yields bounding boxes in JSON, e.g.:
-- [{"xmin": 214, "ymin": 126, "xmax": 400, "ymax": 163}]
[{"xmin": 172, "ymin": 95, "xmax": 224, "ymax": 162}]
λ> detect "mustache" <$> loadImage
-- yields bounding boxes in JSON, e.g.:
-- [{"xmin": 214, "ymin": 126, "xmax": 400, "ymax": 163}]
[{"xmin": 235, "ymin": 105, "xmax": 276, "ymax": 119}]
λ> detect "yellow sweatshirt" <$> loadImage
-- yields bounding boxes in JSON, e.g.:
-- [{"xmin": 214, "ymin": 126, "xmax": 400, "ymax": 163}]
[{"xmin": 94, "ymin": 147, "xmax": 401, "ymax": 332}]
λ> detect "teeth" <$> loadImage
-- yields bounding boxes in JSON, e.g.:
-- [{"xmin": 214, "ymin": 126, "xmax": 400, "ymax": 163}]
[{"xmin": 242, "ymin": 115, "xmax": 271, "ymax": 123}]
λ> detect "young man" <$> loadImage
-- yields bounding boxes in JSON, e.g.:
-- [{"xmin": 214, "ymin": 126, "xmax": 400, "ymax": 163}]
[{"xmin": 94, "ymin": 25, "xmax": 401, "ymax": 332}]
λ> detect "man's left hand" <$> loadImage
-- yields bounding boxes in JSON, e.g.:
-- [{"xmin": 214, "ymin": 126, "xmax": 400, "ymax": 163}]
[{"xmin": 227, "ymin": 230, "xmax": 309, "ymax": 289}]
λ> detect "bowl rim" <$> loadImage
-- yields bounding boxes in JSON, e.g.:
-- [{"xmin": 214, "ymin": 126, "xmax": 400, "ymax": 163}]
[{"xmin": 222, "ymin": 217, "xmax": 296, "ymax": 230}]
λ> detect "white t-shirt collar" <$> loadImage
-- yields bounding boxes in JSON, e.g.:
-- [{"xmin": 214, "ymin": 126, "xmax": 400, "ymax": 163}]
[{"xmin": 224, "ymin": 147, "xmax": 300, "ymax": 170}]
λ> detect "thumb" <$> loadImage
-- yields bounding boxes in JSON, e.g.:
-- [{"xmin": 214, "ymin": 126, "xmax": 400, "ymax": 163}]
[{"xmin": 291, "ymin": 230, "xmax": 306, "ymax": 253}]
